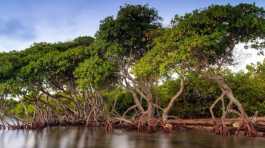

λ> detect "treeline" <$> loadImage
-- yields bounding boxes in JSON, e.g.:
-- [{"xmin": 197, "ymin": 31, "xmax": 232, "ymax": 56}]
[{"xmin": 0, "ymin": 3, "xmax": 265, "ymax": 135}]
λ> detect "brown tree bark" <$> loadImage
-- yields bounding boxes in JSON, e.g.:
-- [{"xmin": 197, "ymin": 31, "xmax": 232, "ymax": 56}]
[
  {"xmin": 146, "ymin": 94, "xmax": 154, "ymax": 119},
  {"xmin": 210, "ymin": 76, "xmax": 247, "ymax": 118},
  {"xmin": 129, "ymin": 90, "xmax": 145, "ymax": 113},
  {"xmin": 208, "ymin": 75, "xmax": 256, "ymax": 136}
]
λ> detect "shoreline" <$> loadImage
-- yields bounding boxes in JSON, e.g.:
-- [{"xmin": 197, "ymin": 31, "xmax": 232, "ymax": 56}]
[{"xmin": 2, "ymin": 117, "xmax": 265, "ymax": 138}]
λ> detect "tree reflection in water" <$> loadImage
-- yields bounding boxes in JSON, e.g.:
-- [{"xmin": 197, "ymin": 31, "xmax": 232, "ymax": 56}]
[{"xmin": 0, "ymin": 127, "xmax": 264, "ymax": 148}]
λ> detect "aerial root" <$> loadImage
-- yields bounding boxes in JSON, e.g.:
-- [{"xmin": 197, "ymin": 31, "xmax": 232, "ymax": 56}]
[
  {"xmin": 136, "ymin": 118, "xmax": 145, "ymax": 132},
  {"xmin": 104, "ymin": 119, "xmax": 113, "ymax": 133},
  {"xmin": 235, "ymin": 117, "xmax": 257, "ymax": 137},
  {"xmin": 147, "ymin": 118, "xmax": 159, "ymax": 132},
  {"xmin": 133, "ymin": 113, "xmax": 161, "ymax": 132},
  {"xmin": 213, "ymin": 121, "xmax": 229, "ymax": 136}
]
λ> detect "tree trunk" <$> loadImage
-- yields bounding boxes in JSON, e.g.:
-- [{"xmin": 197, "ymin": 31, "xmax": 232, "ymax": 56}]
[
  {"xmin": 130, "ymin": 90, "xmax": 145, "ymax": 113},
  {"xmin": 146, "ymin": 94, "xmax": 154, "ymax": 120},
  {"xmin": 211, "ymin": 75, "xmax": 247, "ymax": 118},
  {"xmin": 162, "ymin": 78, "xmax": 184, "ymax": 121}
]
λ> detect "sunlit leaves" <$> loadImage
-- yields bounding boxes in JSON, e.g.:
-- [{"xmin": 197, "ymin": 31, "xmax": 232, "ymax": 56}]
[{"xmin": 75, "ymin": 56, "xmax": 116, "ymax": 89}]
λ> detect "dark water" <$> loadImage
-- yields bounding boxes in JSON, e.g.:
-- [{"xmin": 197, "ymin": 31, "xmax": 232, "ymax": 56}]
[{"xmin": 0, "ymin": 127, "xmax": 265, "ymax": 148}]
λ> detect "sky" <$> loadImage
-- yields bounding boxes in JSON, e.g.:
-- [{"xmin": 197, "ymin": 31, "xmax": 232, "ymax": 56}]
[{"xmin": 0, "ymin": 0, "xmax": 264, "ymax": 70}]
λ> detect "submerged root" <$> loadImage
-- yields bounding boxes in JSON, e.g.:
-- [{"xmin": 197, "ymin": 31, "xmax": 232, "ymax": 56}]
[
  {"xmin": 147, "ymin": 118, "xmax": 159, "ymax": 132},
  {"xmin": 135, "ymin": 116, "xmax": 145, "ymax": 132},
  {"xmin": 235, "ymin": 117, "xmax": 257, "ymax": 137},
  {"xmin": 160, "ymin": 121, "xmax": 173, "ymax": 133},
  {"xmin": 104, "ymin": 119, "xmax": 113, "ymax": 133},
  {"xmin": 208, "ymin": 75, "xmax": 258, "ymax": 137},
  {"xmin": 133, "ymin": 113, "xmax": 160, "ymax": 132},
  {"xmin": 213, "ymin": 120, "xmax": 229, "ymax": 136},
  {"xmin": 210, "ymin": 92, "xmax": 228, "ymax": 136}
]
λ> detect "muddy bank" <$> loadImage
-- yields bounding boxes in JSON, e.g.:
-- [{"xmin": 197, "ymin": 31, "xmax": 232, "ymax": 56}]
[
  {"xmin": 2, "ymin": 117, "xmax": 265, "ymax": 137},
  {"xmin": 167, "ymin": 117, "xmax": 265, "ymax": 137}
]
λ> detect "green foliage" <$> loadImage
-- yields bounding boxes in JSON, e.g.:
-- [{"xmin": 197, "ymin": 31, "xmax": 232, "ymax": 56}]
[
  {"xmin": 167, "ymin": 3, "xmax": 265, "ymax": 70},
  {"xmin": 153, "ymin": 74, "xmax": 219, "ymax": 118},
  {"xmin": 229, "ymin": 61, "xmax": 265, "ymax": 115},
  {"xmin": 9, "ymin": 103, "xmax": 35, "ymax": 119},
  {"xmin": 103, "ymin": 88, "xmax": 134, "ymax": 114},
  {"xmin": 96, "ymin": 4, "xmax": 161, "ymax": 60},
  {"xmin": 74, "ymin": 55, "xmax": 116, "ymax": 89},
  {"xmin": 1, "ymin": 3, "xmax": 265, "ymax": 121}
]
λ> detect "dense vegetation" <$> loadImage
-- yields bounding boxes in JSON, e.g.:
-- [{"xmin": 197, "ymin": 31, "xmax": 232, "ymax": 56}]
[{"xmin": 1, "ymin": 3, "xmax": 265, "ymax": 136}]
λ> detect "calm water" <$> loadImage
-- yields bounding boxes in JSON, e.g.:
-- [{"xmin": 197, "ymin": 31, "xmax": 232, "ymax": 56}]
[{"xmin": 0, "ymin": 127, "xmax": 265, "ymax": 148}]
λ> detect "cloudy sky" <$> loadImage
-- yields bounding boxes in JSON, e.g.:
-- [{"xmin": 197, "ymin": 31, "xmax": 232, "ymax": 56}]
[{"xmin": 0, "ymin": 0, "xmax": 264, "ymax": 70}]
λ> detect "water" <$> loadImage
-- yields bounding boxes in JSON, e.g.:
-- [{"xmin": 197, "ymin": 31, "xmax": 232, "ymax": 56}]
[{"xmin": 0, "ymin": 127, "xmax": 264, "ymax": 148}]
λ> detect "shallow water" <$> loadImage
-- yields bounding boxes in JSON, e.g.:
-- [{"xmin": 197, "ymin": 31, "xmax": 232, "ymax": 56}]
[{"xmin": 0, "ymin": 127, "xmax": 265, "ymax": 148}]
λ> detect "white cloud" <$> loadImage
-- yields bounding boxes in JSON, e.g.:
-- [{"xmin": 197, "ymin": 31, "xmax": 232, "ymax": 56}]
[
  {"xmin": 230, "ymin": 43, "xmax": 265, "ymax": 72},
  {"xmin": 0, "ymin": 36, "xmax": 32, "ymax": 51}
]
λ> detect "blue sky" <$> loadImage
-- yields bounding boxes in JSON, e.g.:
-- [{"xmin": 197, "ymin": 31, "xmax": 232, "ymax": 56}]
[{"xmin": 0, "ymin": 0, "xmax": 264, "ymax": 52}]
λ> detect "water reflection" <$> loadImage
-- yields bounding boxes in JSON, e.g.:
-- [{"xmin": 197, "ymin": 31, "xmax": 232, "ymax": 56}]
[{"xmin": 0, "ymin": 127, "xmax": 264, "ymax": 148}]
